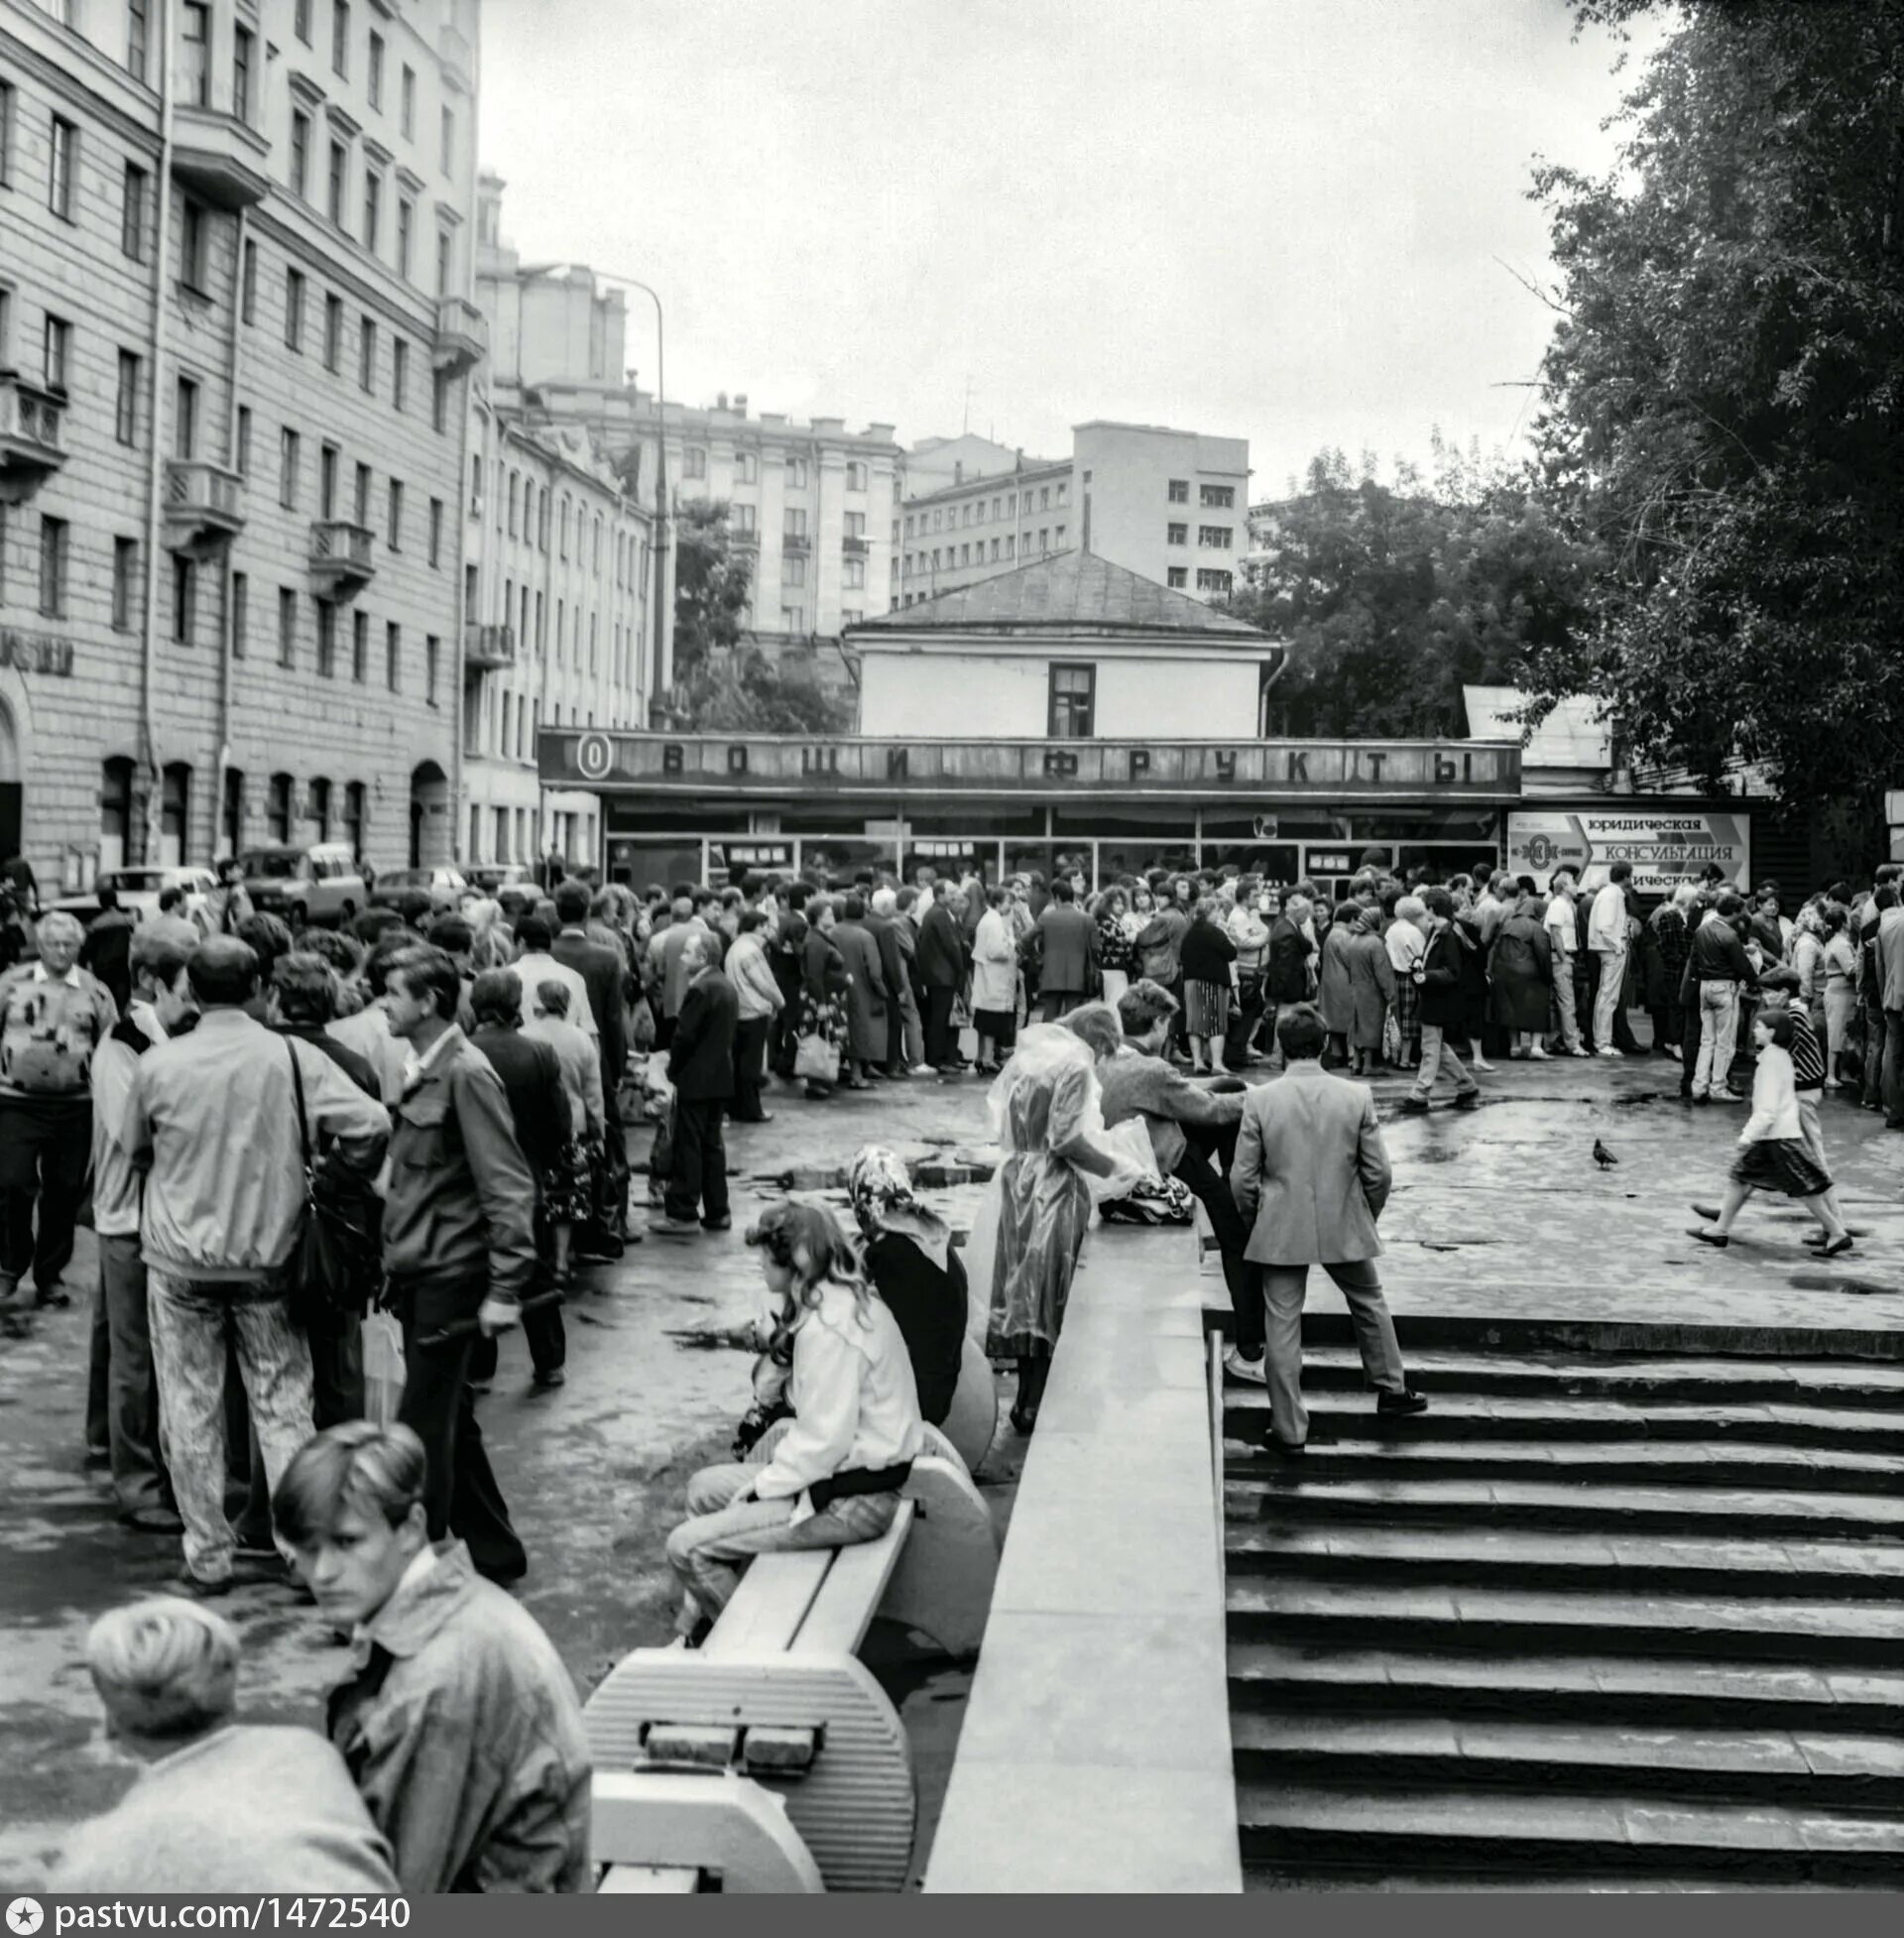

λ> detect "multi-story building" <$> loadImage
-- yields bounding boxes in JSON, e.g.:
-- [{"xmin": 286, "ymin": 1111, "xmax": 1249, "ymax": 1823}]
[
  {"xmin": 893, "ymin": 421, "xmax": 1250, "ymax": 610},
  {"xmin": 461, "ymin": 402, "xmax": 655, "ymax": 870},
  {"xmin": 0, "ymin": 0, "xmax": 483, "ymax": 886},
  {"xmin": 473, "ymin": 173, "xmax": 899, "ymax": 656}
]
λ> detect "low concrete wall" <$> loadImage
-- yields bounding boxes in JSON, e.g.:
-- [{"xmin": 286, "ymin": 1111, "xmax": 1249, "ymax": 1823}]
[{"xmin": 923, "ymin": 1223, "xmax": 1242, "ymax": 1894}]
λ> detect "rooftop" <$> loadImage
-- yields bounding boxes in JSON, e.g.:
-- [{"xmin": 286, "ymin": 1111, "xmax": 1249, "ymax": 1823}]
[
  {"xmin": 853, "ymin": 550, "xmax": 1269, "ymax": 640},
  {"xmin": 1464, "ymin": 685, "xmax": 1612, "ymax": 769}
]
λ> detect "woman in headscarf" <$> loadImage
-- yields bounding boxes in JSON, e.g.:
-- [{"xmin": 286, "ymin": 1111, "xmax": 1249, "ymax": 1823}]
[
  {"xmin": 797, "ymin": 898, "xmax": 854, "ymax": 1098},
  {"xmin": 1342, "ymin": 904, "xmax": 1397, "ymax": 1076},
  {"xmin": 847, "ymin": 1147, "xmax": 968, "ymax": 1426}
]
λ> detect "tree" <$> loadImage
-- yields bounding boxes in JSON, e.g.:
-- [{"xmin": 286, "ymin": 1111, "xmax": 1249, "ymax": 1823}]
[
  {"xmin": 1523, "ymin": 1, "xmax": 1904, "ymax": 816},
  {"xmin": 1224, "ymin": 452, "xmax": 1597, "ymax": 738},
  {"xmin": 669, "ymin": 499, "xmax": 751, "ymax": 682}
]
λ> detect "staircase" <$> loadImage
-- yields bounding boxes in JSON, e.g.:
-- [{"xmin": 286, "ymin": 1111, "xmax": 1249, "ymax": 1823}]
[{"xmin": 1222, "ymin": 1339, "xmax": 1904, "ymax": 1889}]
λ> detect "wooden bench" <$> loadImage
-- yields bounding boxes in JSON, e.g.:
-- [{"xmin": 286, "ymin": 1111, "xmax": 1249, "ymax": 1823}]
[{"xmin": 587, "ymin": 1427, "xmax": 999, "ymax": 1892}]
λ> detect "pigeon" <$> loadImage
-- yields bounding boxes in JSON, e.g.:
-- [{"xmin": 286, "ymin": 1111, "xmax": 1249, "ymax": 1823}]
[{"xmin": 1592, "ymin": 1139, "xmax": 1617, "ymax": 1169}]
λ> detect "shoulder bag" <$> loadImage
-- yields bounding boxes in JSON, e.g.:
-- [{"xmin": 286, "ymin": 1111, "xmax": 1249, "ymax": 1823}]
[{"xmin": 285, "ymin": 1039, "xmax": 385, "ymax": 1326}]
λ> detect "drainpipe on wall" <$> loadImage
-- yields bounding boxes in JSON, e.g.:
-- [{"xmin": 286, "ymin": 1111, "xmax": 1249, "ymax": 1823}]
[
  {"xmin": 213, "ymin": 204, "xmax": 250, "ymax": 862},
  {"xmin": 450, "ymin": 372, "xmax": 472, "ymax": 865},
  {"xmin": 136, "ymin": 0, "xmax": 178, "ymax": 865}
]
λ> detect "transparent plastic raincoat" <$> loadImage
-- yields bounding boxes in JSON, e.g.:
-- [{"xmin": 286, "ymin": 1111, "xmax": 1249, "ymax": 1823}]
[{"xmin": 964, "ymin": 1026, "xmax": 1151, "ymax": 1357}]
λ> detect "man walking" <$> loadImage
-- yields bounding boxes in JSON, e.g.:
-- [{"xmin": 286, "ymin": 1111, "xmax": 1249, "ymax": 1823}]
[
  {"xmin": 380, "ymin": 945, "xmax": 539, "ymax": 1583},
  {"xmin": 0, "ymin": 908, "xmax": 121, "ymax": 1316},
  {"xmin": 1588, "ymin": 861, "xmax": 1635, "ymax": 1057},
  {"xmin": 656, "ymin": 931, "xmax": 739, "ymax": 1235},
  {"xmin": 1230, "ymin": 1005, "xmax": 1426, "ymax": 1455},
  {"xmin": 1400, "ymin": 889, "xmax": 1481, "ymax": 1113},
  {"xmin": 123, "ymin": 937, "xmax": 390, "ymax": 1592}
]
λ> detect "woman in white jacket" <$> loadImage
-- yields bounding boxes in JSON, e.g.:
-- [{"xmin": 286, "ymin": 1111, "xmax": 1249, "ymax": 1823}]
[
  {"xmin": 664, "ymin": 1202, "xmax": 924, "ymax": 1644},
  {"xmin": 1687, "ymin": 1009, "xmax": 1851, "ymax": 1256},
  {"xmin": 971, "ymin": 886, "xmax": 1020, "ymax": 1077}
]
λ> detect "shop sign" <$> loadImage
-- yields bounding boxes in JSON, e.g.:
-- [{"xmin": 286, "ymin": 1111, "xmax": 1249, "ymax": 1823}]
[
  {"xmin": 1306, "ymin": 850, "xmax": 1355, "ymax": 874},
  {"xmin": 1508, "ymin": 809, "xmax": 1748, "ymax": 895},
  {"xmin": 721, "ymin": 842, "xmax": 791, "ymax": 868},
  {"xmin": 0, "ymin": 626, "xmax": 74, "ymax": 676}
]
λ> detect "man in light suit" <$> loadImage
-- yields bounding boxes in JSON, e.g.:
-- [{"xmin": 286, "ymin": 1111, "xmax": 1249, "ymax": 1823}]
[{"xmin": 1230, "ymin": 1004, "xmax": 1427, "ymax": 1455}]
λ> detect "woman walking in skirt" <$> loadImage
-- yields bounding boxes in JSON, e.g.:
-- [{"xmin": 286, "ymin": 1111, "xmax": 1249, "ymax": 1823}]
[{"xmin": 1687, "ymin": 1008, "xmax": 1852, "ymax": 1256}]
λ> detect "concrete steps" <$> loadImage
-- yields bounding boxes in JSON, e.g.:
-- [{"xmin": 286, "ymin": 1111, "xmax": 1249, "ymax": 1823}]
[{"xmin": 1222, "ymin": 1339, "xmax": 1904, "ymax": 1887}]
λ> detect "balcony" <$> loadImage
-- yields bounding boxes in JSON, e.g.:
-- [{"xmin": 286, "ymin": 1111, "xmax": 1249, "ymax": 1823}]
[
  {"xmin": 464, "ymin": 622, "xmax": 517, "ymax": 671},
  {"xmin": 842, "ymin": 535, "xmax": 870, "ymax": 557},
  {"xmin": 308, "ymin": 521, "xmax": 376, "ymax": 601},
  {"xmin": 433, "ymin": 296, "xmax": 487, "ymax": 376},
  {"xmin": 729, "ymin": 526, "xmax": 761, "ymax": 551},
  {"xmin": 165, "ymin": 460, "xmax": 245, "ymax": 555},
  {"xmin": 439, "ymin": 23, "xmax": 476, "ymax": 89},
  {"xmin": 782, "ymin": 531, "xmax": 811, "ymax": 555},
  {"xmin": 171, "ymin": 104, "xmax": 272, "ymax": 211},
  {"xmin": 0, "ymin": 373, "xmax": 67, "ymax": 505}
]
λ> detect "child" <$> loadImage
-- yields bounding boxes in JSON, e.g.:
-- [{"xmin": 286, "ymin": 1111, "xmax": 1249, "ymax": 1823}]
[
  {"xmin": 1687, "ymin": 1009, "xmax": 1851, "ymax": 1256},
  {"xmin": 663, "ymin": 1201, "xmax": 924, "ymax": 1644}
]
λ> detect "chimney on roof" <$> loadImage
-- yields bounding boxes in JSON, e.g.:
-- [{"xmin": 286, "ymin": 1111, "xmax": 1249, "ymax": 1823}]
[
  {"xmin": 735, "ymin": 394, "xmax": 747, "ymax": 417},
  {"xmin": 954, "ymin": 460, "xmax": 963, "ymax": 484},
  {"xmin": 716, "ymin": 391, "xmax": 729, "ymax": 412}
]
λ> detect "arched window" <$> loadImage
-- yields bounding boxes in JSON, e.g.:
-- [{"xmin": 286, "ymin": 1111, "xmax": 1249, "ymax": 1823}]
[
  {"xmin": 308, "ymin": 776, "xmax": 331, "ymax": 842},
  {"xmin": 100, "ymin": 757, "xmax": 135, "ymax": 874},
  {"xmin": 161, "ymin": 762, "xmax": 191, "ymax": 867},
  {"xmin": 268, "ymin": 771, "xmax": 293, "ymax": 843}
]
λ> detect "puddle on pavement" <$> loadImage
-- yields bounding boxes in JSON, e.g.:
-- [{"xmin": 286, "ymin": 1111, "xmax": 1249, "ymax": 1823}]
[{"xmin": 1786, "ymin": 1273, "xmax": 1897, "ymax": 1297}]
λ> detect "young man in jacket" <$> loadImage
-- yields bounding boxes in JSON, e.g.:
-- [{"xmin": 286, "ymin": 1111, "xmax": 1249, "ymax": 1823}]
[
  {"xmin": 1262, "ymin": 894, "xmax": 1318, "ymax": 1069},
  {"xmin": 1400, "ymin": 890, "xmax": 1482, "ymax": 1113},
  {"xmin": 380, "ymin": 946, "xmax": 538, "ymax": 1584},
  {"xmin": 1682, "ymin": 892, "xmax": 1759, "ymax": 1104},
  {"xmin": 917, "ymin": 888, "xmax": 969, "ymax": 1073},
  {"xmin": 656, "ymin": 930, "xmax": 740, "ymax": 1235}
]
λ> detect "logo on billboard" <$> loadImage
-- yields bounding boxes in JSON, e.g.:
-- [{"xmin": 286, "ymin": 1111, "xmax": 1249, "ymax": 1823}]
[{"xmin": 575, "ymin": 732, "xmax": 613, "ymax": 782}]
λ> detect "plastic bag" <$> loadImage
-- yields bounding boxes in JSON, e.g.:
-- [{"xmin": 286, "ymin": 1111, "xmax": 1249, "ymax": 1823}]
[
  {"xmin": 1085, "ymin": 1116, "xmax": 1163, "ymax": 1206},
  {"xmin": 363, "ymin": 1308, "xmax": 406, "ymax": 1428},
  {"xmin": 793, "ymin": 1032, "xmax": 840, "ymax": 1084}
]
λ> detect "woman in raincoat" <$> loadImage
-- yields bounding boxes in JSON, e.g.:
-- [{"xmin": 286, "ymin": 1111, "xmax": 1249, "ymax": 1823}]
[
  {"xmin": 1317, "ymin": 911, "xmax": 1359, "ymax": 1066},
  {"xmin": 970, "ymin": 886, "xmax": 1020, "ymax": 1076},
  {"xmin": 1342, "ymin": 904, "xmax": 1397, "ymax": 1076}
]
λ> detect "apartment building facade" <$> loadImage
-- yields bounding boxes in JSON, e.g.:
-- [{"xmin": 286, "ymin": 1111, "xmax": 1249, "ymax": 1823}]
[
  {"xmin": 893, "ymin": 421, "xmax": 1250, "ymax": 610},
  {"xmin": 0, "ymin": 0, "xmax": 483, "ymax": 885}
]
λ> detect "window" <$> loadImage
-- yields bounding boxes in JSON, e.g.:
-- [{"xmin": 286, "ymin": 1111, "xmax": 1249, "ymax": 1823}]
[
  {"xmin": 286, "ymin": 269, "xmax": 306, "ymax": 351},
  {"xmin": 179, "ymin": 198, "xmax": 209, "ymax": 291},
  {"xmin": 322, "ymin": 295, "xmax": 343, "ymax": 371},
  {"xmin": 0, "ymin": 82, "xmax": 13, "ymax": 189},
  {"xmin": 730, "ymin": 503, "xmax": 756, "ymax": 533},
  {"xmin": 786, "ymin": 456, "xmax": 808, "ymax": 488},
  {"xmin": 1198, "ymin": 525, "xmax": 1233, "ymax": 549},
  {"xmin": 425, "ymin": 634, "xmax": 440, "ymax": 705},
  {"xmin": 844, "ymin": 511, "xmax": 866, "ymax": 539},
  {"xmin": 241, "ymin": 240, "xmax": 257, "ymax": 321},
  {"xmin": 843, "ymin": 609, "xmax": 863, "ymax": 626},
  {"xmin": 331, "ymin": 0, "xmax": 350, "ymax": 77},
  {"xmin": 362, "ymin": 169, "xmax": 382, "ymax": 252},
  {"xmin": 43, "ymin": 314, "xmax": 70, "ymax": 392},
  {"xmin": 50, "ymin": 117, "xmax": 76, "ymax": 221},
  {"xmin": 278, "ymin": 588, "xmax": 297, "ymax": 666},
  {"xmin": 386, "ymin": 479, "xmax": 403, "ymax": 549},
  {"xmin": 112, "ymin": 538, "xmax": 137, "ymax": 630},
  {"xmin": 559, "ymin": 497, "xmax": 569, "ymax": 557},
  {"xmin": 101, "ymin": 758, "xmax": 135, "ymax": 872},
  {"xmin": 1167, "ymin": 522, "xmax": 1187, "ymax": 545},
  {"xmin": 291, "ymin": 112, "xmax": 310, "ymax": 198},
  {"xmin": 354, "ymin": 461, "xmax": 371, "ymax": 525},
  {"xmin": 367, "ymin": 30, "xmax": 384, "ymax": 108},
  {"xmin": 161, "ymin": 764, "xmax": 191, "ymax": 863},
  {"xmin": 172, "ymin": 555, "xmax": 195, "ymax": 643},
  {"xmin": 1048, "ymin": 663, "xmax": 1095, "ymax": 738},
  {"xmin": 1167, "ymin": 478, "xmax": 1189, "ymax": 503},
  {"xmin": 1200, "ymin": 483, "xmax": 1235, "ymax": 508},
  {"xmin": 391, "ymin": 337, "xmax": 408, "ymax": 413},
  {"xmin": 1167, "ymin": 565, "xmax": 1187, "ymax": 589},
  {"xmin": 784, "ymin": 507, "xmax": 808, "ymax": 539},
  {"xmin": 327, "ymin": 140, "xmax": 347, "ymax": 226},
  {"xmin": 780, "ymin": 607, "xmax": 805, "ymax": 634},
  {"xmin": 683, "ymin": 447, "xmax": 707, "ymax": 481},
  {"xmin": 1038, "ymin": 528, "xmax": 1049, "ymax": 552},
  {"xmin": 127, "ymin": 0, "xmax": 150, "ymax": 82},
  {"xmin": 343, "ymin": 781, "xmax": 365, "ymax": 857},
  {"xmin": 401, "ymin": 65, "xmax": 416, "ymax": 139},
  {"xmin": 351, "ymin": 610, "xmax": 368, "ymax": 683},
  {"xmin": 121, "ymin": 163, "xmax": 149, "ymax": 259},
  {"xmin": 1006, "ymin": 536, "xmax": 1015, "ymax": 558},
  {"xmin": 316, "ymin": 602, "xmax": 336, "ymax": 676},
  {"xmin": 268, "ymin": 772, "xmax": 293, "ymax": 843},
  {"xmin": 1196, "ymin": 568, "xmax": 1233, "ymax": 594},
  {"xmin": 1056, "ymin": 482, "xmax": 1068, "ymax": 506},
  {"xmin": 844, "ymin": 557, "xmax": 866, "ymax": 590},
  {"xmin": 175, "ymin": 375, "xmax": 198, "ymax": 457},
  {"xmin": 782, "ymin": 553, "xmax": 806, "ymax": 588},
  {"xmin": 39, "ymin": 517, "xmax": 67, "ymax": 617},
  {"xmin": 735, "ymin": 450, "xmax": 757, "ymax": 484},
  {"xmin": 506, "ymin": 472, "xmax": 519, "ymax": 538},
  {"xmin": 960, "ymin": 545, "xmax": 970, "ymax": 566},
  {"xmin": 846, "ymin": 460, "xmax": 867, "ymax": 492},
  {"xmin": 358, "ymin": 315, "xmax": 376, "ymax": 392},
  {"xmin": 427, "ymin": 497, "xmax": 443, "ymax": 567},
  {"xmin": 396, "ymin": 198, "xmax": 415, "ymax": 280},
  {"xmin": 991, "ymin": 538, "xmax": 1001, "ymax": 560},
  {"xmin": 318, "ymin": 443, "xmax": 338, "ymax": 519},
  {"xmin": 308, "ymin": 777, "xmax": 330, "ymax": 840},
  {"xmin": 434, "ymin": 228, "xmax": 452, "ymax": 297},
  {"xmin": 235, "ymin": 405, "xmax": 251, "ymax": 477},
  {"xmin": 385, "ymin": 621, "xmax": 400, "ymax": 690},
  {"xmin": 115, "ymin": 350, "xmax": 140, "ymax": 445},
  {"xmin": 439, "ymin": 105, "xmax": 454, "ymax": 175},
  {"xmin": 295, "ymin": 0, "xmax": 312, "ymax": 45},
  {"xmin": 1039, "ymin": 487, "xmax": 1050, "ymax": 510},
  {"xmin": 231, "ymin": 570, "xmax": 248, "ymax": 658},
  {"xmin": 181, "ymin": 3, "xmax": 210, "ymax": 103},
  {"xmin": 280, "ymin": 427, "xmax": 300, "ymax": 510},
  {"xmin": 232, "ymin": 26, "xmax": 255, "ymax": 124}
]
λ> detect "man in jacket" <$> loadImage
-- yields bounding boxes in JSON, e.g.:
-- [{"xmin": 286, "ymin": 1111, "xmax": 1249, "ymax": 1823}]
[
  {"xmin": 1400, "ymin": 889, "xmax": 1482, "ymax": 1112},
  {"xmin": 1033, "ymin": 879, "xmax": 1098, "ymax": 1021},
  {"xmin": 891, "ymin": 888, "xmax": 931, "ymax": 1072},
  {"xmin": 380, "ymin": 945, "xmax": 538, "ymax": 1584},
  {"xmin": 550, "ymin": 882, "xmax": 632, "ymax": 1256},
  {"xmin": 1542, "ymin": 868, "xmax": 1588, "ymax": 1055},
  {"xmin": 656, "ymin": 931, "xmax": 740, "ymax": 1235},
  {"xmin": 1682, "ymin": 893, "xmax": 1759, "ymax": 1104},
  {"xmin": 917, "ymin": 887, "xmax": 969, "ymax": 1073},
  {"xmin": 123, "ymin": 937, "xmax": 391, "ymax": 1593},
  {"xmin": 725, "ymin": 909, "xmax": 783, "ymax": 1123},
  {"xmin": 280, "ymin": 1420, "xmax": 590, "ymax": 1891},
  {"xmin": 1263, "ymin": 893, "xmax": 1318, "ymax": 1068},
  {"xmin": 1230, "ymin": 1004, "xmax": 1426, "ymax": 1454}
]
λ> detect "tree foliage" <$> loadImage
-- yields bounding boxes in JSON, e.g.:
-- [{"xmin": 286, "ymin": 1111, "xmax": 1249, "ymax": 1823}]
[
  {"xmin": 1223, "ymin": 442, "xmax": 1598, "ymax": 738},
  {"xmin": 1523, "ymin": 0, "xmax": 1904, "ymax": 806},
  {"xmin": 670, "ymin": 499, "xmax": 751, "ymax": 680}
]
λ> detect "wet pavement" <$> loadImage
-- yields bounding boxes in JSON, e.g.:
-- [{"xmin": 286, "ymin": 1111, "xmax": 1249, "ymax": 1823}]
[{"xmin": 3, "ymin": 1036, "xmax": 1900, "ymax": 1885}]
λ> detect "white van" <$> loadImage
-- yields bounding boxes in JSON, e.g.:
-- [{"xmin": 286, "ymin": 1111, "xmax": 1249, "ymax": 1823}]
[{"xmin": 238, "ymin": 842, "xmax": 366, "ymax": 929}]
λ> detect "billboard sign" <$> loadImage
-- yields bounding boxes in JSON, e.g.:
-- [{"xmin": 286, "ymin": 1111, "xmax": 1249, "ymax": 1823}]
[{"xmin": 1507, "ymin": 809, "xmax": 1749, "ymax": 896}]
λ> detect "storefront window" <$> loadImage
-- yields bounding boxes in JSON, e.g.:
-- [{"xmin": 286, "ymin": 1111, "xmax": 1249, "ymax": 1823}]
[{"xmin": 800, "ymin": 836, "xmax": 896, "ymax": 888}]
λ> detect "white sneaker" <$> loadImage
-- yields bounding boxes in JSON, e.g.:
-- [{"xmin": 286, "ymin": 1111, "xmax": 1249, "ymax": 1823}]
[
  {"xmin": 908, "ymin": 1063, "xmax": 935, "ymax": 1076},
  {"xmin": 1223, "ymin": 1345, "xmax": 1268, "ymax": 1387},
  {"xmin": 1597, "ymin": 1046, "xmax": 1625, "ymax": 1058},
  {"xmin": 1528, "ymin": 1045, "xmax": 1551, "ymax": 1059},
  {"xmin": 1569, "ymin": 1047, "xmax": 1591, "ymax": 1057}
]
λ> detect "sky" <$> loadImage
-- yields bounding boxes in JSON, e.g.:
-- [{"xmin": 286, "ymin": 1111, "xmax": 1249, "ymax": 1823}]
[{"xmin": 479, "ymin": 0, "xmax": 1657, "ymax": 499}]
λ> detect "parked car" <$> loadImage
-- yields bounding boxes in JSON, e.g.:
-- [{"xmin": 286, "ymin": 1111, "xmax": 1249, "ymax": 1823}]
[
  {"xmin": 464, "ymin": 863, "xmax": 536, "ymax": 898},
  {"xmin": 238, "ymin": 843, "xmax": 366, "ymax": 929},
  {"xmin": 367, "ymin": 864, "xmax": 468, "ymax": 915},
  {"xmin": 49, "ymin": 866, "xmax": 218, "ymax": 927}
]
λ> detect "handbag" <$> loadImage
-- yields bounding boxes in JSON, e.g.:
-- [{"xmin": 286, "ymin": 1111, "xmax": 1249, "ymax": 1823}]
[
  {"xmin": 793, "ymin": 1031, "xmax": 841, "ymax": 1084},
  {"xmin": 285, "ymin": 1040, "xmax": 384, "ymax": 1326}
]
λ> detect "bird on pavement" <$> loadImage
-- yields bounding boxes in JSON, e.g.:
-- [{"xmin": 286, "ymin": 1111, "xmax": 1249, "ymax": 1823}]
[{"xmin": 1592, "ymin": 1139, "xmax": 1617, "ymax": 1168}]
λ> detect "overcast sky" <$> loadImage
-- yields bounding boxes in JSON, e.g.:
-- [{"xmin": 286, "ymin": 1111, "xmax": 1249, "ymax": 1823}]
[{"xmin": 480, "ymin": 0, "xmax": 1652, "ymax": 497}]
